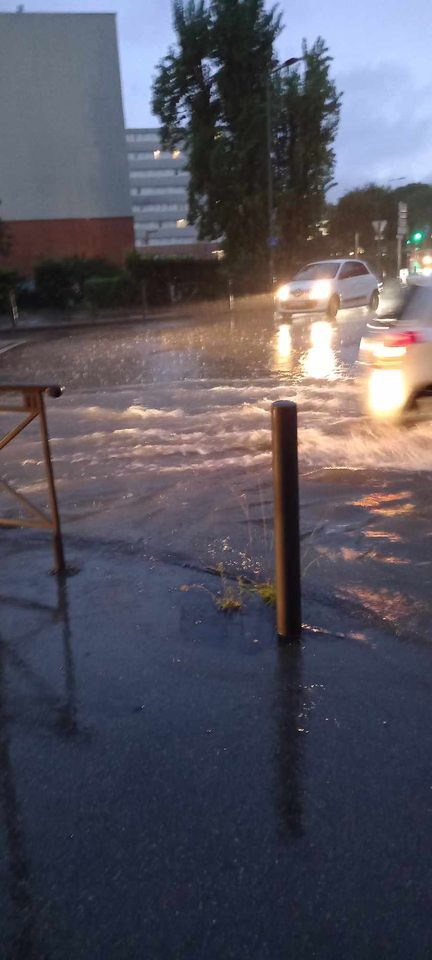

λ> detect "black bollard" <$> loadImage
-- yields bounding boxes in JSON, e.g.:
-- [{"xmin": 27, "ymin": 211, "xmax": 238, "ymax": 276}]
[{"xmin": 271, "ymin": 401, "xmax": 301, "ymax": 640}]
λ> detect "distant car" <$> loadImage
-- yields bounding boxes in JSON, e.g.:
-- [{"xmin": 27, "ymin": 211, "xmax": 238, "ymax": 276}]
[
  {"xmin": 274, "ymin": 259, "xmax": 380, "ymax": 320},
  {"xmin": 358, "ymin": 277, "xmax": 432, "ymax": 417}
]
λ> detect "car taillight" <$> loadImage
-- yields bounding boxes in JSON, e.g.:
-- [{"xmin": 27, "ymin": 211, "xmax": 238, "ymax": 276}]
[
  {"xmin": 384, "ymin": 331, "xmax": 422, "ymax": 348},
  {"xmin": 372, "ymin": 330, "xmax": 423, "ymax": 361}
]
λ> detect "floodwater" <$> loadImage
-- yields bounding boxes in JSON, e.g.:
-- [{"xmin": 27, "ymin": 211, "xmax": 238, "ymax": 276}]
[{"xmin": 1, "ymin": 299, "xmax": 432, "ymax": 639}]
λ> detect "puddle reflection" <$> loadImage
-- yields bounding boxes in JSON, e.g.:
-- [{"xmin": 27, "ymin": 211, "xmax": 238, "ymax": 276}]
[
  {"xmin": 302, "ymin": 320, "xmax": 338, "ymax": 380},
  {"xmin": 274, "ymin": 644, "xmax": 306, "ymax": 840},
  {"xmin": 273, "ymin": 323, "xmax": 292, "ymax": 374},
  {"xmin": 0, "ymin": 575, "xmax": 77, "ymax": 955},
  {"xmin": 54, "ymin": 575, "xmax": 78, "ymax": 736},
  {"xmin": 0, "ymin": 637, "xmax": 39, "ymax": 958}
]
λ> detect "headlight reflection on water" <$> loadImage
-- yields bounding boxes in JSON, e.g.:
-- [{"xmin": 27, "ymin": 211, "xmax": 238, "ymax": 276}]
[
  {"xmin": 310, "ymin": 320, "xmax": 334, "ymax": 349},
  {"xmin": 302, "ymin": 320, "xmax": 337, "ymax": 380},
  {"xmin": 277, "ymin": 323, "xmax": 292, "ymax": 358},
  {"xmin": 273, "ymin": 323, "xmax": 292, "ymax": 372}
]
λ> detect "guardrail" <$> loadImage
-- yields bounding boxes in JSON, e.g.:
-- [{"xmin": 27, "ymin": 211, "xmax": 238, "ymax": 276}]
[{"xmin": 0, "ymin": 384, "xmax": 65, "ymax": 573}]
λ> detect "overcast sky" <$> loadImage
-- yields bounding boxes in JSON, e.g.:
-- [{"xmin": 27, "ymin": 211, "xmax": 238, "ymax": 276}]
[{"xmin": 2, "ymin": 0, "xmax": 431, "ymax": 197}]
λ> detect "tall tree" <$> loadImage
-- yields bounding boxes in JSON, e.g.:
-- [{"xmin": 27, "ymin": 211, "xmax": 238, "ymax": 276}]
[
  {"xmin": 152, "ymin": 0, "xmax": 282, "ymax": 281},
  {"xmin": 272, "ymin": 38, "xmax": 341, "ymax": 269},
  {"xmin": 153, "ymin": 5, "xmax": 341, "ymax": 282}
]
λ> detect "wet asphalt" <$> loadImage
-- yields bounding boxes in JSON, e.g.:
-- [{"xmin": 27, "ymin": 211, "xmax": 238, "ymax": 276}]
[
  {"xmin": 0, "ymin": 299, "xmax": 365, "ymax": 388},
  {"xmin": 1, "ymin": 535, "xmax": 432, "ymax": 960},
  {"xmin": 1, "ymin": 301, "xmax": 432, "ymax": 958}
]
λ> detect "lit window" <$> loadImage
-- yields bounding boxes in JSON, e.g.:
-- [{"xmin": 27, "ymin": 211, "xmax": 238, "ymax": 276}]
[
  {"xmin": 154, "ymin": 149, "xmax": 161, "ymax": 159},
  {"xmin": 172, "ymin": 149, "xmax": 181, "ymax": 159},
  {"xmin": 176, "ymin": 218, "xmax": 188, "ymax": 228}
]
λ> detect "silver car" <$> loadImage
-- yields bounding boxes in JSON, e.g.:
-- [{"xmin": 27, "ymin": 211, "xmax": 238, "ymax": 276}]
[
  {"xmin": 274, "ymin": 258, "xmax": 380, "ymax": 319},
  {"xmin": 358, "ymin": 278, "xmax": 432, "ymax": 417}
]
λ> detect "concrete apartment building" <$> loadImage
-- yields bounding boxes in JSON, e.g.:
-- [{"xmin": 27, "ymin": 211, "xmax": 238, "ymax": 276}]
[
  {"xmin": 126, "ymin": 129, "xmax": 217, "ymax": 256},
  {"xmin": 0, "ymin": 11, "xmax": 134, "ymax": 275}
]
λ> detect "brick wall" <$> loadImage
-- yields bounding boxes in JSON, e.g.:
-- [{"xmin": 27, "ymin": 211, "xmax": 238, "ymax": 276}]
[{"xmin": 5, "ymin": 217, "xmax": 135, "ymax": 276}]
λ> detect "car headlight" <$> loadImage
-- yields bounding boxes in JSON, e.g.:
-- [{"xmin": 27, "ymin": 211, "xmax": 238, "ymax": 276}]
[
  {"xmin": 275, "ymin": 284, "xmax": 291, "ymax": 303},
  {"xmin": 309, "ymin": 279, "xmax": 332, "ymax": 301}
]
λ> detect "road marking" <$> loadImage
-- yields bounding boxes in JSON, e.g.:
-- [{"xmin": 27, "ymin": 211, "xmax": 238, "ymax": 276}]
[{"xmin": 0, "ymin": 340, "xmax": 26, "ymax": 356}]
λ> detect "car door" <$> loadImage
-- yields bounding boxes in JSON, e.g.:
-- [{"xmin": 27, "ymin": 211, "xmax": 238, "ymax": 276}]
[
  {"xmin": 338, "ymin": 261, "xmax": 359, "ymax": 306},
  {"xmin": 354, "ymin": 261, "xmax": 375, "ymax": 304}
]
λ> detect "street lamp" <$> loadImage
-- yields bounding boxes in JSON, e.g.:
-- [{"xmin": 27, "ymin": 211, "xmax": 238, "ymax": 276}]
[{"xmin": 266, "ymin": 56, "xmax": 303, "ymax": 291}]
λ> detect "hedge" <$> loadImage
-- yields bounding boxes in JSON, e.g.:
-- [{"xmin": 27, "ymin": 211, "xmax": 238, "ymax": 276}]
[
  {"xmin": 33, "ymin": 256, "xmax": 121, "ymax": 309},
  {"xmin": 84, "ymin": 274, "xmax": 136, "ymax": 310}
]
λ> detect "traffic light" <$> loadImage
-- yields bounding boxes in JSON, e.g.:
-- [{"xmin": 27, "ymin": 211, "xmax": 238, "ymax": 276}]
[{"xmin": 413, "ymin": 231, "xmax": 423, "ymax": 242}]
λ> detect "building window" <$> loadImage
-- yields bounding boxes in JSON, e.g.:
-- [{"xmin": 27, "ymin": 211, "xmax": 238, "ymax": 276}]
[
  {"xmin": 137, "ymin": 132, "xmax": 158, "ymax": 142},
  {"xmin": 176, "ymin": 218, "xmax": 188, "ymax": 228},
  {"xmin": 129, "ymin": 152, "xmax": 154, "ymax": 161},
  {"xmin": 172, "ymin": 149, "xmax": 181, "ymax": 159},
  {"xmin": 142, "ymin": 203, "xmax": 184, "ymax": 212},
  {"xmin": 153, "ymin": 148, "xmax": 161, "ymax": 159},
  {"xmin": 136, "ymin": 187, "xmax": 186, "ymax": 196},
  {"xmin": 130, "ymin": 169, "xmax": 181, "ymax": 179},
  {"xmin": 135, "ymin": 221, "xmax": 160, "ymax": 231}
]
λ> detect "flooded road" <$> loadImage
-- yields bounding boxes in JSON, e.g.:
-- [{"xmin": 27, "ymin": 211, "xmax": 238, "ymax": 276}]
[
  {"xmin": 1, "ymin": 299, "xmax": 432, "ymax": 640},
  {"xmin": 0, "ymin": 300, "xmax": 363, "ymax": 386}
]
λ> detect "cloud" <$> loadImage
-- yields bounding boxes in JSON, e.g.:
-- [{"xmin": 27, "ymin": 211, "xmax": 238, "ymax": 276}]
[{"xmin": 331, "ymin": 62, "xmax": 432, "ymax": 196}]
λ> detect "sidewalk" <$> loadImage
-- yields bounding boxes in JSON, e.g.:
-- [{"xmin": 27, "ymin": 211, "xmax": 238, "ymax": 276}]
[
  {"xmin": 1, "ymin": 529, "xmax": 432, "ymax": 959},
  {"xmin": 0, "ymin": 294, "xmax": 273, "ymax": 335}
]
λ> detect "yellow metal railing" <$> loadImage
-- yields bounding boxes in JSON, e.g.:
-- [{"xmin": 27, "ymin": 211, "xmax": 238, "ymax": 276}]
[{"xmin": 0, "ymin": 384, "xmax": 65, "ymax": 572}]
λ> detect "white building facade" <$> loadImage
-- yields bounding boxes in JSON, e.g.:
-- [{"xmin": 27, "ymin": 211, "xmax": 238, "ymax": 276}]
[
  {"xmin": 0, "ymin": 12, "xmax": 133, "ymax": 275},
  {"xmin": 126, "ymin": 129, "xmax": 208, "ymax": 252}
]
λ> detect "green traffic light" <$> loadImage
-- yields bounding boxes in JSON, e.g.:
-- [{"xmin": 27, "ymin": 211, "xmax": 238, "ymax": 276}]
[{"xmin": 413, "ymin": 231, "xmax": 423, "ymax": 242}]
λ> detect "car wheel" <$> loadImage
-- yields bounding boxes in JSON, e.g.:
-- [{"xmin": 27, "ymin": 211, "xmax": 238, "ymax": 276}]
[
  {"xmin": 326, "ymin": 294, "xmax": 339, "ymax": 319},
  {"xmin": 368, "ymin": 290, "xmax": 379, "ymax": 313}
]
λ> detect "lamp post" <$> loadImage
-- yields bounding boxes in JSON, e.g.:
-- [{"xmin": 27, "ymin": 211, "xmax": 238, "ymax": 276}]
[{"xmin": 266, "ymin": 56, "xmax": 302, "ymax": 291}]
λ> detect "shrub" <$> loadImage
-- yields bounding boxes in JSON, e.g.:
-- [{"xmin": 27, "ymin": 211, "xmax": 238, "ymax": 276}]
[
  {"xmin": 34, "ymin": 256, "xmax": 120, "ymax": 309},
  {"xmin": 84, "ymin": 273, "xmax": 136, "ymax": 310},
  {"xmin": 124, "ymin": 252, "xmax": 227, "ymax": 306}
]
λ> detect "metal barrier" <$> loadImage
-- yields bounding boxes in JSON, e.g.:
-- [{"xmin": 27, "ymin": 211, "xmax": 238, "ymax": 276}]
[{"xmin": 0, "ymin": 384, "xmax": 65, "ymax": 573}]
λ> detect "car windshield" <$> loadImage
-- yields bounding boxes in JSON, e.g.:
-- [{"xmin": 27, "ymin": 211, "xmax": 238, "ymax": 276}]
[{"xmin": 293, "ymin": 262, "xmax": 340, "ymax": 281}]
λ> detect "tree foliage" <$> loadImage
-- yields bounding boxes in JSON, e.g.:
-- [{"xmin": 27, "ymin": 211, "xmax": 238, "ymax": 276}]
[
  {"xmin": 393, "ymin": 182, "xmax": 432, "ymax": 237},
  {"xmin": 273, "ymin": 38, "xmax": 342, "ymax": 269},
  {"xmin": 328, "ymin": 184, "xmax": 396, "ymax": 255},
  {"xmin": 152, "ymin": 2, "xmax": 341, "ymax": 281},
  {"xmin": 327, "ymin": 181, "xmax": 432, "ymax": 271}
]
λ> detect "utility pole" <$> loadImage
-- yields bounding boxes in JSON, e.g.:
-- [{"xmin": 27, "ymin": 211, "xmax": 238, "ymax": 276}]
[{"xmin": 396, "ymin": 201, "xmax": 408, "ymax": 277}]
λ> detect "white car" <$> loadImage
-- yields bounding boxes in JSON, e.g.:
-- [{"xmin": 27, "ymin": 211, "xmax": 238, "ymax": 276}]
[
  {"xmin": 274, "ymin": 259, "xmax": 380, "ymax": 319},
  {"xmin": 358, "ymin": 278, "xmax": 432, "ymax": 417}
]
